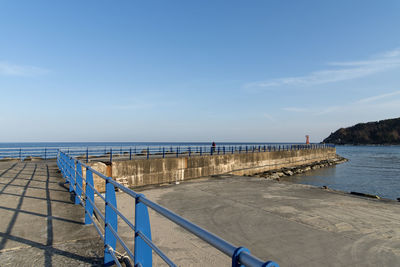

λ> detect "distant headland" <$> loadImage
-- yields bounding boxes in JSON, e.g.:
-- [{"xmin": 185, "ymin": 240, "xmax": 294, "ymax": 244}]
[{"xmin": 323, "ymin": 117, "xmax": 400, "ymax": 145}]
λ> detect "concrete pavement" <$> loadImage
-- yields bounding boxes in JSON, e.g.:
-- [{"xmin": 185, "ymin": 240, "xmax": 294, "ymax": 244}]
[
  {"xmin": 1, "ymin": 160, "xmax": 399, "ymax": 266},
  {"xmin": 124, "ymin": 174, "xmax": 400, "ymax": 266},
  {"xmin": 0, "ymin": 161, "xmax": 103, "ymax": 266}
]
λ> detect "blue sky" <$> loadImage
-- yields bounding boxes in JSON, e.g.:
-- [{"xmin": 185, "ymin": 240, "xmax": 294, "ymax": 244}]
[{"xmin": 1, "ymin": 0, "xmax": 400, "ymax": 142}]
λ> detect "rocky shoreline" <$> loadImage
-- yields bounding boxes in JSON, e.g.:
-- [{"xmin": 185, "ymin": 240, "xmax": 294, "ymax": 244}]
[{"xmin": 246, "ymin": 154, "xmax": 348, "ymax": 180}]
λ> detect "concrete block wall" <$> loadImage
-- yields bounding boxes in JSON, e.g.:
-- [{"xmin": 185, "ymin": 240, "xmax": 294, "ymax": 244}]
[
  {"xmin": 87, "ymin": 148, "xmax": 336, "ymax": 192},
  {"xmin": 81, "ymin": 161, "xmax": 109, "ymax": 193}
]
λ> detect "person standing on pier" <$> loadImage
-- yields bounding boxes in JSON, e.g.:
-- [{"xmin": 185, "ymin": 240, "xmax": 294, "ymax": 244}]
[{"xmin": 212, "ymin": 141, "xmax": 216, "ymax": 153}]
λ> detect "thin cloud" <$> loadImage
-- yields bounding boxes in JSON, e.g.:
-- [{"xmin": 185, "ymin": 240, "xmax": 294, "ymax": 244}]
[
  {"xmin": 112, "ymin": 103, "xmax": 155, "ymax": 110},
  {"xmin": 283, "ymin": 90, "xmax": 400, "ymax": 116},
  {"xmin": 245, "ymin": 47, "xmax": 400, "ymax": 89},
  {"xmin": 316, "ymin": 105, "xmax": 342, "ymax": 115},
  {"xmin": 111, "ymin": 98, "xmax": 175, "ymax": 111},
  {"xmin": 0, "ymin": 61, "xmax": 49, "ymax": 76},
  {"xmin": 282, "ymin": 107, "xmax": 309, "ymax": 112},
  {"xmin": 263, "ymin": 113, "xmax": 275, "ymax": 121},
  {"xmin": 356, "ymin": 90, "xmax": 400, "ymax": 104}
]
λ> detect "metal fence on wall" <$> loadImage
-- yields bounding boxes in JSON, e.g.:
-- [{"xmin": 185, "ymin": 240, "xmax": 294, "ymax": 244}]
[{"xmin": 1, "ymin": 143, "xmax": 334, "ymax": 162}]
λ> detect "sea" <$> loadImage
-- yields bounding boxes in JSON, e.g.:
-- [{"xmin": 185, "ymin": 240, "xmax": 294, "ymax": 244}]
[
  {"xmin": 286, "ymin": 145, "xmax": 400, "ymax": 200},
  {"xmin": 1, "ymin": 142, "xmax": 399, "ymax": 200}
]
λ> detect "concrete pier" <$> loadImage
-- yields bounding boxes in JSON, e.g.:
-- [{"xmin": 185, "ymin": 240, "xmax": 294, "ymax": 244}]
[
  {"xmin": 0, "ymin": 161, "xmax": 103, "ymax": 266},
  {"xmin": 120, "ymin": 174, "xmax": 400, "ymax": 266},
  {"xmin": 87, "ymin": 147, "xmax": 337, "ymax": 192},
  {"xmin": 1, "ymin": 158, "xmax": 399, "ymax": 266}
]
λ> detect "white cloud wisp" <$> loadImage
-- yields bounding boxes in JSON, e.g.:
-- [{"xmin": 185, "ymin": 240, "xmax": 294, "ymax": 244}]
[
  {"xmin": 246, "ymin": 47, "xmax": 400, "ymax": 89},
  {"xmin": 282, "ymin": 90, "xmax": 400, "ymax": 116}
]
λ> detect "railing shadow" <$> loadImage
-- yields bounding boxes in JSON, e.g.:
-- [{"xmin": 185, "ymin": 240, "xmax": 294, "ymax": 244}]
[{"xmin": 0, "ymin": 162, "xmax": 102, "ymax": 266}]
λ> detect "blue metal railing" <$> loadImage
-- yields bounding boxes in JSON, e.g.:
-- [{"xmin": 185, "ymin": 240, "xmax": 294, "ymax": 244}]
[
  {"xmin": 1, "ymin": 143, "xmax": 335, "ymax": 162},
  {"xmin": 0, "ymin": 147, "xmax": 58, "ymax": 160},
  {"xmin": 57, "ymin": 150, "xmax": 280, "ymax": 267}
]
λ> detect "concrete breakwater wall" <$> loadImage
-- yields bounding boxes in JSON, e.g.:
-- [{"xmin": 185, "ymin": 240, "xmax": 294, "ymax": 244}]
[{"xmin": 85, "ymin": 147, "xmax": 337, "ymax": 192}]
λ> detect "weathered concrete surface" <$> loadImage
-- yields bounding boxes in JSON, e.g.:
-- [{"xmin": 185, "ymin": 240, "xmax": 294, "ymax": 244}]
[
  {"xmin": 0, "ymin": 161, "xmax": 103, "ymax": 267},
  {"xmin": 117, "ymin": 174, "xmax": 400, "ymax": 266},
  {"xmin": 88, "ymin": 148, "xmax": 337, "ymax": 192}
]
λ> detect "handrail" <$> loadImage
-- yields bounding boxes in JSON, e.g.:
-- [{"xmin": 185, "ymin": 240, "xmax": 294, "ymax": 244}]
[
  {"xmin": 2, "ymin": 143, "xmax": 335, "ymax": 162},
  {"xmin": 57, "ymin": 150, "xmax": 280, "ymax": 267}
]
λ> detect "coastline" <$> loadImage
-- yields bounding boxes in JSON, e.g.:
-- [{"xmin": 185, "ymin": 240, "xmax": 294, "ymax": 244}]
[
  {"xmin": 246, "ymin": 154, "xmax": 348, "ymax": 180},
  {"xmin": 243, "ymin": 154, "xmax": 400, "ymax": 202}
]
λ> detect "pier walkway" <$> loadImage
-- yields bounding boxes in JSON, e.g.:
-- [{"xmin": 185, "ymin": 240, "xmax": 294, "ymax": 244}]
[
  {"xmin": 0, "ymin": 161, "xmax": 103, "ymax": 266},
  {"xmin": 1, "ymin": 151, "xmax": 399, "ymax": 266},
  {"xmin": 135, "ymin": 174, "xmax": 400, "ymax": 266}
]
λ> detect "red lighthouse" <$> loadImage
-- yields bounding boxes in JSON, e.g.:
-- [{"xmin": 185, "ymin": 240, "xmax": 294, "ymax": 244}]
[{"xmin": 305, "ymin": 135, "xmax": 310, "ymax": 144}]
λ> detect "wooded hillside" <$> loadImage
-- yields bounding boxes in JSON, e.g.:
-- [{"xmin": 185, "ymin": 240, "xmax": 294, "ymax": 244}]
[{"xmin": 323, "ymin": 117, "xmax": 400, "ymax": 144}]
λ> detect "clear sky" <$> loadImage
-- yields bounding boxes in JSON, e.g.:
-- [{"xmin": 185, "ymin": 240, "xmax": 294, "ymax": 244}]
[{"xmin": 1, "ymin": 0, "xmax": 399, "ymax": 142}]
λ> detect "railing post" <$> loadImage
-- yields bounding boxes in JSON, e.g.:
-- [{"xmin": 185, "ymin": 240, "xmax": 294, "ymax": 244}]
[
  {"xmin": 223, "ymin": 146, "xmax": 225, "ymax": 155},
  {"xmin": 188, "ymin": 147, "xmax": 191, "ymax": 157},
  {"xmin": 86, "ymin": 147, "xmax": 89, "ymax": 163},
  {"xmin": 85, "ymin": 168, "xmax": 94, "ymax": 225},
  {"xmin": 57, "ymin": 152, "xmax": 60, "ymax": 174},
  {"xmin": 134, "ymin": 194, "xmax": 152, "ymax": 267},
  {"xmin": 162, "ymin": 147, "xmax": 165, "ymax": 158},
  {"xmin": 60, "ymin": 153, "xmax": 66, "ymax": 180},
  {"xmin": 75, "ymin": 161, "xmax": 83, "ymax": 205},
  {"xmin": 104, "ymin": 178, "xmax": 118, "ymax": 266},
  {"xmin": 69, "ymin": 157, "xmax": 75, "ymax": 193},
  {"xmin": 110, "ymin": 148, "xmax": 113, "ymax": 162},
  {"xmin": 67, "ymin": 156, "xmax": 72, "ymax": 188},
  {"xmin": 200, "ymin": 147, "xmax": 202, "ymax": 156},
  {"xmin": 246, "ymin": 146, "xmax": 248, "ymax": 154},
  {"xmin": 64, "ymin": 153, "xmax": 67, "ymax": 179},
  {"xmin": 176, "ymin": 147, "xmax": 178, "ymax": 158},
  {"xmin": 63, "ymin": 153, "xmax": 67, "ymax": 178},
  {"xmin": 232, "ymin": 246, "xmax": 250, "ymax": 267},
  {"xmin": 19, "ymin": 148, "xmax": 22, "ymax": 161},
  {"xmin": 129, "ymin": 147, "xmax": 132, "ymax": 160},
  {"xmin": 44, "ymin": 148, "xmax": 47, "ymax": 160},
  {"xmin": 147, "ymin": 147, "xmax": 150, "ymax": 160}
]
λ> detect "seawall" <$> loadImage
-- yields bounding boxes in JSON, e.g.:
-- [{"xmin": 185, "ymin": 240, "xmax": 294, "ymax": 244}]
[{"xmin": 85, "ymin": 147, "xmax": 337, "ymax": 192}]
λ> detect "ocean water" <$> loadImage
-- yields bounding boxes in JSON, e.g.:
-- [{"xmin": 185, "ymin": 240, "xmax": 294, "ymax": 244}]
[
  {"xmin": 0, "ymin": 142, "xmax": 297, "ymax": 149},
  {"xmin": 1, "ymin": 143, "xmax": 398, "ymax": 200},
  {"xmin": 286, "ymin": 145, "xmax": 400, "ymax": 200}
]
